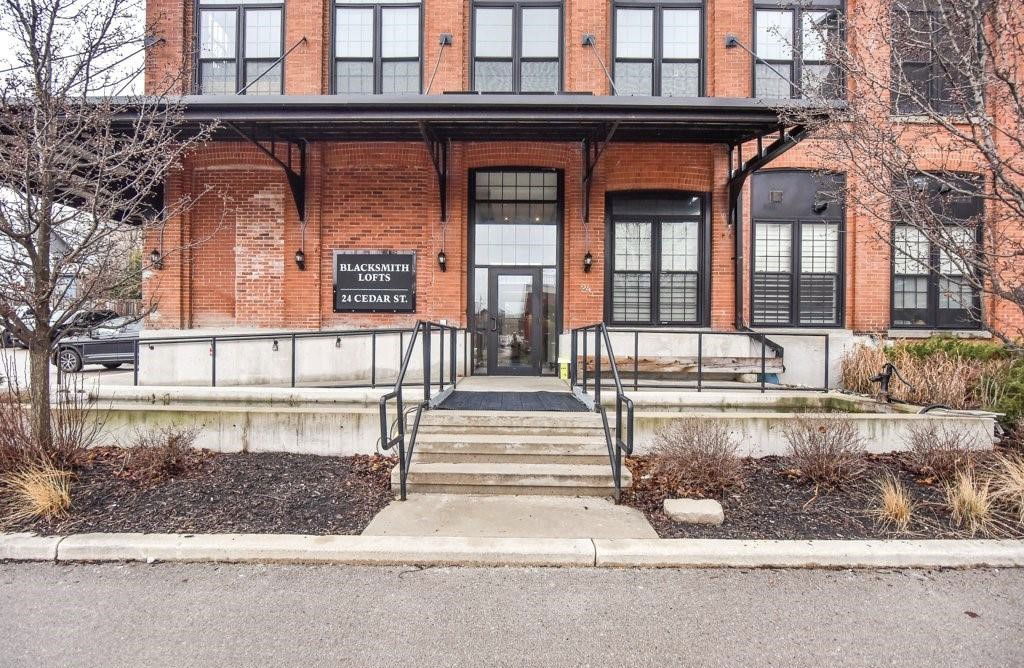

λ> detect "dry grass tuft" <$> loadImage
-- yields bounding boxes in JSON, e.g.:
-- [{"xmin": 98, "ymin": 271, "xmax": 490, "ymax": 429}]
[
  {"xmin": 946, "ymin": 470, "xmax": 995, "ymax": 536},
  {"xmin": 782, "ymin": 417, "xmax": 867, "ymax": 486},
  {"xmin": 991, "ymin": 454, "xmax": 1024, "ymax": 525},
  {"xmin": 0, "ymin": 465, "xmax": 72, "ymax": 526},
  {"xmin": 904, "ymin": 422, "xmax": 976, "ymax": 482},
  {"xmin": 873, "ymin": 473, "xmax": 914, "ymax": 532},
  {"xmin": 650, "ymin": 418, "xmax": 744, "ymax": 496}
]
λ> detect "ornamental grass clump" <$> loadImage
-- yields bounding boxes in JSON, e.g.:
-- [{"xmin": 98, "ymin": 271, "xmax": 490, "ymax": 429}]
[
  {"xmin": 649, "ymin": 418, "xmax": 744, "ymax": 496},
  {"xmin": 991, "ymin": 454, "xmax": 1024, "ymax": 526},
  {"xmin": 946, "ymin": 469, "xmax": 995, "ymax": 536},
  {"xmin": 873, "ymin": 473, "xmax": 914, "ymax": 533},
  {"xmin": 782, "ymin": 416, "xmax": 866, "ymax": 486},
  {"xmin": 0, "ymin": 465, "xmax": 72, "ymax": 527}
]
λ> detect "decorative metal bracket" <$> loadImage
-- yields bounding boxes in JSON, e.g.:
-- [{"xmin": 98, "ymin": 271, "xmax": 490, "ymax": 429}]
[
  {"xmin": 727, "ymin": 125, "xmax": 809, "ymax": 227},
  {"xmin": 419, "ymin": 122, "xmax": 448, "ymax": 222},
  {"xmin": 227, "ymin": 122, "xmax": 308, "ymax": 222},
  {"xmin": 582, "ymin": 122, "xmax": 619, "ymax": 224}
]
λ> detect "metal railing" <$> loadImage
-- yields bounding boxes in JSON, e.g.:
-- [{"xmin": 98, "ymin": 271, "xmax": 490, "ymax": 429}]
[
  {"xmin": 378, "ymin": 321, "xmax": 460, "ymax": 501},
  {"xmin": 571, "ymin": 323, "xmax": 634, "ymax": 502},
  {"xmin": 570, "ymin": 326, "xmax": 831, "ymax": 393},
  {"xmin": 129, "ymin": 325, "xmax": 468, "ymax": 389}
]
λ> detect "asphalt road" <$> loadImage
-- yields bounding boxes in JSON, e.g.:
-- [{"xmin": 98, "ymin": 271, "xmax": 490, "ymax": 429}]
[
  {"xmin": 0, "ymin": 347, "xmax": 133, "ymax": 390},
  {"xmin": 1, "ymin": 563, "xmax": 1022, "ymax": 667}
]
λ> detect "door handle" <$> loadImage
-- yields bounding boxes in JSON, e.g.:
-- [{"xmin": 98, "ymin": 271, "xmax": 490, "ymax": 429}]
[{"xmin": 489, "ymin": 316, "xmax": 497, "ymax": 332}]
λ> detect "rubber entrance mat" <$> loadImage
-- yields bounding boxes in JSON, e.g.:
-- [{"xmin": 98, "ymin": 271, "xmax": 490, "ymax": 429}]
[{"xmin": 437, "ymin": 391, "xmax": 588, "ymax": 412}]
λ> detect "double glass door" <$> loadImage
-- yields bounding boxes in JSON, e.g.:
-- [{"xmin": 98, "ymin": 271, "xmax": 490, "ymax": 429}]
[{"xmin": 484, "ymin": 268, "xmax": 543, "ymax": 375}]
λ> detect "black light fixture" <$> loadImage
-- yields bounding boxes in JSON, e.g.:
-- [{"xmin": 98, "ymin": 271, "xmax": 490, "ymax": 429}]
[
  {"xmin": 294, "ymin": 248, "xmax": 306, "ymax": 271},
  {"xmin": 583, "ymin": 251, "xmax": 594, "ymax": 273},
  {"xmin": 437, "ymin": 250, "xmax": 447, "ymax": 272},
  {"xmin": 150, "ymin": 248, "xmax": 164, "ymax": 270},
  {"xmin": 812, "ymin": 201, "xmax": 829, "ymax": 214}
]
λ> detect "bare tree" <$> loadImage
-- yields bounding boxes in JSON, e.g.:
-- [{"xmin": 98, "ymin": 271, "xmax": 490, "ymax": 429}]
[
  {"xmin": 0, "ymin": 0, "xmax": 212, "ymax": 453},
  {"xmin": 776, "ymin": 0, "xmax": 1024, "ymax": 340}
]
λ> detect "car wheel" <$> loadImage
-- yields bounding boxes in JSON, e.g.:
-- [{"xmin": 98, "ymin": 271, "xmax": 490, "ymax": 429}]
[
  {"xmin": 102, "ymin": 363, "xmax": 123, "ymax": 370},
  {"xmin": 56, "ymin": 348, "xmax": 83, "ymax": 373}
]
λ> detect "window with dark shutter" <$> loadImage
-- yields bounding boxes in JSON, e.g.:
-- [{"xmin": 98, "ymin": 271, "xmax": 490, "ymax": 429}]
[{"xmin": 751, "ymin": 171, "xmax": 845, "ymax": 328}]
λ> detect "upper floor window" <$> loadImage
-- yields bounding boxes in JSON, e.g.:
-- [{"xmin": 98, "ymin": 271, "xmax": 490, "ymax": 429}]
[
  {"xmin": 892, "ymin": 173, "xmax": 982, "ymax": 329},
  {"xmin": 614, "ymin": 1, "xmax": 702, "ymax": 97},
  {"xmin": 891, "ymin": 6, "xmax": 975, "ymax": 115},
  {"xmin": 472, "ymin": 1, "xmax": 562, "ymax": 93},
  {"xmin": 753, "ymin": 0, "xmax": 841, "ymax": 99},
  {"xmin": 334, "ymin": 1, "xmax": 421, "ymax": 94},
  {"xmin": 198, "ymin": 0, "xmax": 283, "ymax": 95},
  {"xmin": 751, "ymin": 171, "xmax": 845, "ymax": 327}
]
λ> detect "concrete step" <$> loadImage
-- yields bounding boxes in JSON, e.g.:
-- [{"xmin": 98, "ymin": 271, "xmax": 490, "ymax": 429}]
[
  {"xmin": 412, "ymin": 433, "xmax": 609, "ymax": 464},
  {"xmin": 392, "ymin": 462, "xmax": 630, "ymax": 497},
  {"xmin": 414, "ymin": 410, "xmax": 605, "ymax": 437}
]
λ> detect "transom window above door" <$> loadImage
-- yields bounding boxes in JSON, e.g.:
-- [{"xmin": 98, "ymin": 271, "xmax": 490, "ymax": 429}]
[
  {"xmin": 606, "ymin": 193, "xmax": 707, "ymax": 325},
  {"xmin": 472, "ymin": 1, "xmax": 563, "ymax": 93},
  {"xmin": 334, "ymin": 0, "xmax": 421, "ymax": 94},
  {"xmin": 197, "ymin": 0, "xmax": 284, "ymax": 95},
  {"xmin": 613, "ymin": 1, "xmax": 703, "ymax": 97}
]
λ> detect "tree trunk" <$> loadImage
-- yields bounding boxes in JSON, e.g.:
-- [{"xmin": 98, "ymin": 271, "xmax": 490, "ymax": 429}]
[{"xmin": 28, "ymin": 334, "xmax": 53, "ymax": 456}]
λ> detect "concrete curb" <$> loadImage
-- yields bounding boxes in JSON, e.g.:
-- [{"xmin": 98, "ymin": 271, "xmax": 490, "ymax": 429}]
[
  {"xmin": 4, "ymin": 533, "xmax": 1024, "ymax": 569},
  {"xmin": 54, "ymin": 534, "xmax": 596, "ymax": 567}
]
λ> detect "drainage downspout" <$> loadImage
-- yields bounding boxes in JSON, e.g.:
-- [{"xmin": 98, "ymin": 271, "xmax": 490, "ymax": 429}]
[{"xmin": 734, "ymin": 190, "xmax": 745, "ymax": 330}]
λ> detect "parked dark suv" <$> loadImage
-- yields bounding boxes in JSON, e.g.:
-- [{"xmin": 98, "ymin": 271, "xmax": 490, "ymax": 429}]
[
  {"xmin": 54, "ymin": 309, "xmax": 119, "ymax": 339},
  {"xmin": 53, "ymin": 317, "xmax": 141, "ymax": 372}
]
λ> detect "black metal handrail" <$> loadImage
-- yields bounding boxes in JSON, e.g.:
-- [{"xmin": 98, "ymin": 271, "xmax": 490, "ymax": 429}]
[
  {"xmin": 129, "ymin": 325, "xmax": 467, "ymax": 389},
  {"xmin": 571, "ymin": 323, "xmax": 634, "ymax": 502},
  {"xmin": 378, "ymin": 321, "xmax": 460, "ymax": 501},
  {"xmin": 570, "ymin": 326, "xmax": 830, "ymax": 393}
]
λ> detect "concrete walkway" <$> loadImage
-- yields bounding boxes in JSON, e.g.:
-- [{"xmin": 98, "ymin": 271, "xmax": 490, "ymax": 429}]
[
  {"xmin": 361, "ymin": 494, "xmax": 658, "ymax": 539},
  {"xmin": 455, "ymin": 375, "xmax": 570, "ymax": 392}
]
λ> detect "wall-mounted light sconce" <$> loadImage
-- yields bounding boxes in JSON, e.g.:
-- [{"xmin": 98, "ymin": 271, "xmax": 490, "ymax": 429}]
[
  {"xmin": 583, "ymin": 251, "xmax": 594, "ymax": 273},
  {"xmin": 812, "ymin": 201, "xmax": 829, "ymax": 214},
  {"xmin": 437, "ymin": 250, "xmax": 448, "ymax": 272},
  {"xmin": 272, "ymin": 340, "xmax": 279, "ymax": 352},
  {"xmin": 294, "ymin": 248, "xmax": 306, "ymax": 271},
  {"xmin": 150, "ymin": 248, "xmax": 164, "ymax": 270},
  {"xmin": 335, "ymin": 336, "xmax": 342, "ymax": 348}
]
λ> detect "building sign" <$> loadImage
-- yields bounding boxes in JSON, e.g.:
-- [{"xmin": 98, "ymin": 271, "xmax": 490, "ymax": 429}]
[{"xmin": 333, "ymin": 251, "xmax": 416, "ymax": 313}]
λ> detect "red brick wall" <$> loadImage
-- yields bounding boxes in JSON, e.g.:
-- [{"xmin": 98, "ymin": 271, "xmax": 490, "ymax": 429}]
[{"xmin": 142, "ymin": 0, "xmax": 1024, "ymax": 337}]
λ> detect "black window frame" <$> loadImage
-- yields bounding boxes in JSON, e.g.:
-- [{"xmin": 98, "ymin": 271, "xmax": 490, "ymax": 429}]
[
  {"xmin": 890, "ymin": 173, "xmax": 984, "ymax": 330},
  {"xmin": 751, "ymin": 0, "xmax": 843, "ymax": 100},
  {"xmin": 470, "ymin": 0, "xmax": 564, "ymax": 94},
  {"xmin": 331, "ymin": 1, "xmax": 424, "ymax": 95},
  {"xmin": 604, "ymin": 191, "xmax": 711, "ymax": 327},
  {"xmin": 750, "ymin": 170, "xmax": 846, "ymax": 328},
  {"xmin": 195, "ymin": 0, "xmax": 285, "ymax": 95},
  {"xmin": 611, "ymin": 0, "xmax": 705, "ymax": 97},
  {"xmin": 890, "ymin": 6, "xmax": 975, "ymax": 116}
]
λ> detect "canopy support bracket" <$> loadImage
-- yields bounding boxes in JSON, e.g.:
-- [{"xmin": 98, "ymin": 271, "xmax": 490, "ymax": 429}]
[
  {"xmin": 582, "ymin": 121, "xmax": 619, "ymax": 224},
  {"xmin": 420, "ymin": 122, "xmax": 448, "ymax": 222},
  {"xmin": 227, "ymin": 122, "xmax": 308, "ymax": 222}
]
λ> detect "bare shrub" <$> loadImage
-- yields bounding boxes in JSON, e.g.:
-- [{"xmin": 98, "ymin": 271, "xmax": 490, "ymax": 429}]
[
  {"xmin": 119, "ymin": 426, "xmax": 205, "ymax": 484},
  {"xmin": 873, "ymin": 473, "xmax": 914, "ymax": 533},
  {"xmin": 650, "ymin": 418, "xmax": 744, "ymax": 496},
  {"xmin": 946, "ymin": 470, "xmax": 994, "ymax": 536},
  {"xmin": 991, "ymin": 454, "xmax": 1024, "ymax": 525},
  {"xmin": 0, "ymin": 379, "xmax": 100, "ymax": 474},
  {"xmin": 782, "ymin": 417, "xmax": 866, "ymax": 485},
  {"xmin": 0, "ymin": 465, "xmax": 71, "ymax": 526},
  {"xmin": 904, "ymin": 423, "xmax": 976, "ymax": 482}
]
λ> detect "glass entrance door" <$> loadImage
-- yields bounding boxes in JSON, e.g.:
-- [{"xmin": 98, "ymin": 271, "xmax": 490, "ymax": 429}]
[{"xmin": 487, "ymin": 269, "xmax": 542, "ymax": 375}]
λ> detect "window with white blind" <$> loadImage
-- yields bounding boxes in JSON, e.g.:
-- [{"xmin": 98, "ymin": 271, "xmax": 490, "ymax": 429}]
[
  {"xmin": 753, "ymin": 0, "xmax": 841, "ymax": 99},
  {"xmin": 334, "ymin": 1, "xmax": 421, "ymax": 94},
  {"xmin": 613, "ymin": 1, "xmax": 703, "ymax": 97},
  {"xmin": 472, "ymin": 1, "xmax": 562, "ymax": 93},
  {"xmin": 892, "ymin": 174, "xmax": 982, "ymax": 329},
  {"xmin": 607, "ymin": 193, "xmax": 706, "ymax": 325},
  {"xmin": 751, "ymin": 171, "xmax": 845, "ymax": 327},
  {"xmin": 198, "ymin": 0, "xmax": 284, "ymax": 95}
]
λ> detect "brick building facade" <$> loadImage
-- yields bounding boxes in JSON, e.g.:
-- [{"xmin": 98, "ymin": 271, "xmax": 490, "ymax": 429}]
[{"xmin": 141, "ymin": 0, "xmax": 1017, "ymax": 379}]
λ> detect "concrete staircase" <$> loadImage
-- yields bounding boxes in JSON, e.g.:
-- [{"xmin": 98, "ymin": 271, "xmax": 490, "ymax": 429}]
[{"xmin": 391, "ymin": 410, "xmax": 629, "ymax": 497}]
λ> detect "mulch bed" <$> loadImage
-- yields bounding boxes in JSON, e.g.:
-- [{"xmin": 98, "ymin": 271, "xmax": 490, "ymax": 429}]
[
  {"xmin": 623, "ymin": 453, "xmax": 1024, "ymax": 540},
  {"xmin": 8, "ymin": 449, "xmax": 396, "ymax": 536}
]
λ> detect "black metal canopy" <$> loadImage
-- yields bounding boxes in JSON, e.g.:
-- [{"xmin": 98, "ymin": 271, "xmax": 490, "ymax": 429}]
[{"xmin": 118, "ymin": 93, "xmax": 826, "ymax": 145}]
